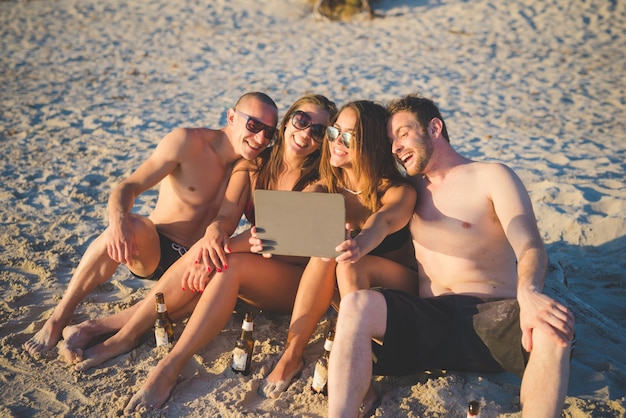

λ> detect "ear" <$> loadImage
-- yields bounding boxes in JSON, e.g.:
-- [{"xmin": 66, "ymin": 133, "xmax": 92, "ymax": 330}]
[
  {"xmin": 227, "ymin": 108, "xmax": 236, "ymax": 126},
  {"xmin": 429, "ymin": 118, "xmax": 443, "ymax": 137}
]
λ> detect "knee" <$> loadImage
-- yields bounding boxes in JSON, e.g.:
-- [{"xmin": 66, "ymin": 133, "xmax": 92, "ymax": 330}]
[
  {"xmin": 336, "ymin": 262, "xmax": 370, "ymax": 296},
  {"xmin": 336, "ymin": 290, "xmax": 386, "ymax": 338},
  {"xmin": 336, "ymin": 262, "xmax": 357, "ymax": 283},
  {"xmin": 338, "ymin": 290, "xmax": 377, "ymax": 321},
  {"xmin": 530, "ymin": 326, "xmax": 573, "ymax": 364}
]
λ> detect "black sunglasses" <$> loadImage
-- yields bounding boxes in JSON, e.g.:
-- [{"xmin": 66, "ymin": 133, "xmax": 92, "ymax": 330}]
[
  {"xmin": 326, "ymin": 126, "xmax": 354, "ymax": 148},
  {"xmin": 234, "ymin": 109, "xmax": 277, "ymax": 141},
  {"xmin": 291, "ymin": 110, "xmax": 327, "ymax": 143}
]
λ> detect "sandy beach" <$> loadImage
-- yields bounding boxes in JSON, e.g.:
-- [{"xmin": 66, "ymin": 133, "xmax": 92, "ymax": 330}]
[{"xmin": 1, "ymin": 0, "xmax": 625, "ymax": 416}]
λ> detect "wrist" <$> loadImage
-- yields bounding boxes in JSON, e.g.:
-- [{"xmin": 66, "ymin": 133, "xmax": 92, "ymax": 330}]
[{"xmin": 108, "ymin": 209, "xmax": 126, "ymax": 227}]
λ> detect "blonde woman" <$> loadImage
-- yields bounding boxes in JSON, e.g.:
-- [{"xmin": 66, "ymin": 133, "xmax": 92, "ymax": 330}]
[
  {"xmin": 59, "ymin": 95, "xmax": 337, "ymax": 413},
  {"xmin": 260, "ymin": 100, "xmax": 419, "ymax": 398}
]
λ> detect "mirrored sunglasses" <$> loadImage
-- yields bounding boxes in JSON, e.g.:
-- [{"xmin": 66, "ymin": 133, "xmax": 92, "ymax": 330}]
[
  {"xmin": 326, "ymin": 126, "xmax": 353, "ymax": 148},
  {"xmin": 234, "ymin": 109, "xmax": 277, "ymax": 141},
  {"xmin": 291, "ymin": 110, "xmax": 327, "ymax": 143}
]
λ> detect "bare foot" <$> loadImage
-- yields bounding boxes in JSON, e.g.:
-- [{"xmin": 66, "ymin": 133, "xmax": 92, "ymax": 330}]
[
  {"xmin": 58, "ymin": 341, "xmax": 84, "ymax": 364},
  {"xmin": 23, "ymin": 316, "xmax": 67, "ymax": 355},
  {"xmin": 358, "ymin": 384, "xmax": 380, "ymax": 418},
  {"xmin": 260, "ymin": 354, "xmax": 304, "ymax": 399},
  {"xmin": 57, "ymin": 321, "xmax": 108, "ymax": 364},
  {"xmin": 73, "ymin": 335, "xmax": 137, "ymax": 371},
  {"xmin": 62, "ymin": 321, "xmax": 101, "ymax": 349},
  {"xmin": 123, "ymin": 360, "xmax": 179, "ymax": 415}
]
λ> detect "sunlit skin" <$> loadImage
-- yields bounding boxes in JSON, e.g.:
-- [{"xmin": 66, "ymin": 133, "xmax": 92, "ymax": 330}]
[
  {"xmin": 386, "ymin": 110, "xmax": 433, "ymax": 177},
  {"xmin": 328, "ymin": 106, "xmax": 575, "ymax": 418},
  {"xmin": 262, "ymin": 102, "xmax": 418, "ymax": 400},
  {"xmin": 119, "ymin": 103, "xmax": 330, "ymax": 415},
  {"xmin": 235, "ymin": 100, "xmax": 278, "ymax": 161},
  {"xmin": 328, "ymin": 108, "xmax": 357, "ymax": 170},
  {"xmin": 185, "ymin": 102, "xmax": 331, "ymax": 276},
  {"xmin": 53, "ymin": 97, "xmax": 335, "ymax": 415},
  {"xmin": 22, "ymin": 94, "xmax": 277, "ymax": 356}
]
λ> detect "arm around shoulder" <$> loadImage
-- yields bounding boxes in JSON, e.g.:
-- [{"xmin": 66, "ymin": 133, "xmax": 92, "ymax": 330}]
[{"xmin": 349, "ymin": 183, "xmax": 416, "ymax": 257}]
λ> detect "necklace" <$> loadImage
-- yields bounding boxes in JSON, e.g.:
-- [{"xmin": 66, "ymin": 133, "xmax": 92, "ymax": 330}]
[{"xmin": 343, "ymin": 186, "xmax": 362, "ymax": 195}]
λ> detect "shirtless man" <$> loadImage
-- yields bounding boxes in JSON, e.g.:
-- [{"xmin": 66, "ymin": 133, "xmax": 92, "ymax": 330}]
[
  {"xmin": 327, "ymin": 94, "xmax": 575, "ymax": 418},
  {"xmin": 23, "ymin": 92, "xmax": 278, "ymax": 355}
]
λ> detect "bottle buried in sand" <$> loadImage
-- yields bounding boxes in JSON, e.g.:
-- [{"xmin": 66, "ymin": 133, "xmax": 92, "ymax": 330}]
[
  {"xmin": 154, "ymin": 292, "xmax": 174, "ymax": 347},
  {"xmin": 232, "ymin": 312, "xmax": 255, "ymax": 375},
  {"xmin": 467, "ymin": 400, "xmax": 480, "ymax": 417},
  {"xmin": 311, "ymin": 327, "xmax": 335, "ymax": 395}
]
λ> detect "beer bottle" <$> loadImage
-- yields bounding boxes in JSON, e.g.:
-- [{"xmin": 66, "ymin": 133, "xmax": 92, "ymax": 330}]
[
  {"xmin": 154, "ymin": 292, "xmax": 174, "ymax": 347},
  {"xmin": 467, "ymin": 400, "xmax": 480, "ymax": 418},
  {"xmin": 311, "ymin": 328, "xmax": 335, "ymax": 394},
  {"xmin": 232, "ymin": 312, "xmax": 255, "ymax": 375}
]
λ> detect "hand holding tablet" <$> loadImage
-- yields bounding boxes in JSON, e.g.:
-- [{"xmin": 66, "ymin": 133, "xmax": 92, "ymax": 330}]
[{"xmin": 253, "ymin": 190, "xmax": 346, "ymax": 258}]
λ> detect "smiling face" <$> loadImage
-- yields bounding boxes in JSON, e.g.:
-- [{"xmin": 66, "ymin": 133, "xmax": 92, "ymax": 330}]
[
  {"xmin": 328, "ymin": 107, "xmax": 357, "ymax": 169},
  {"xmin": 283, "ymin": 103, "xmax": 330, "ymax": 158},
  {"xmin": 387, "ymin": 110, "xmax": 433, "ymax": 176},
  {"xmin": 232, "ymin": 98, "xmax": 278, "ymax": 161}
]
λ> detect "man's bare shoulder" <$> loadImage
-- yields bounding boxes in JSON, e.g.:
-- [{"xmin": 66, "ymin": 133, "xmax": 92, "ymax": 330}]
[
  {"xmin": 167, "ymin": 127, "xmax": 223, "ymax": 144},
  {"xmin": 156, "ymin": 127, "xmax": 224, "ymax": 157},
  {"xmin": 471, "ymin": 161, "xmax": 523, "ymax": 188},
  {"xmin": 451, "ymin": 161, "xmax": 518, "ymax": 188},
  {"xmin": 470, "ymin": 160, "xmax": 513, "ymax": 174}
]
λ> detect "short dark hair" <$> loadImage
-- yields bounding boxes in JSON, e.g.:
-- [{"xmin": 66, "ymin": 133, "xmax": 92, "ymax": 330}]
[
  {"xmin": 387, "ymin": 94, "xmax": 450, "ymax": 142},
  {"xmin": 235, "ymin": 92, "xmax": 278, "ymax": 112}
]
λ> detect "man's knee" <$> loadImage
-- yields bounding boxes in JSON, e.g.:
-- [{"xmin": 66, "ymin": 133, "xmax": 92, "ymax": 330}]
[
  {"xmin": 337, "ymin": 290, "xmax": 387, "ymax": 335},
  {"xmin": 128, "ymin": 214, "xmax": 158, "ymax": 240},
  {"xmin": 339, "ymin": 290, "xmax": 377, "ymax": 314},
  {"xmin": 530, "ymin": 327, "xmax": 573, "ymax": 365}
]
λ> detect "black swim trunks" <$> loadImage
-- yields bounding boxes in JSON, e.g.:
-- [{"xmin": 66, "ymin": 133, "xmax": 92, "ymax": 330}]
[
  {"xmin": 371, "ymin": 289, "xmax": 528, "ymax": 378},
  {"xmin": 131, "ymin": 231, "xmax": 188, "ymax": 281}
]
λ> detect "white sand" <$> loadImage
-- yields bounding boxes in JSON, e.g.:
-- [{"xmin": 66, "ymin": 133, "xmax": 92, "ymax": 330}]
[{"xmin": 1, "ymin": 0, "xmax": 625, "ymax": 416}]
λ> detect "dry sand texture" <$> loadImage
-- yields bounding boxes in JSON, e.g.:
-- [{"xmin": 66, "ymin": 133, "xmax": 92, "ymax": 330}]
[{"xmin": 1, "ymin": 0, "xmax": 625, "ymax": 416}]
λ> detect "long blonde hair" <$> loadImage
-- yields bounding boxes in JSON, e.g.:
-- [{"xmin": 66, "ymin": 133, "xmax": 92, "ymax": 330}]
[{"xmin": 255, "ymin": 94, "xmax": 337, "ymax": 191}]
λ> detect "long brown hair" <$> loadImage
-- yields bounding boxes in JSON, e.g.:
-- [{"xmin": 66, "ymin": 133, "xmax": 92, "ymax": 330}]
[
  {"xmin": 255, "ymin": 94, "xmax": 337, "ymax": 191},
  {"xmin": 320, "ymin": 100, "xmax": 408, "ymax": 212}
]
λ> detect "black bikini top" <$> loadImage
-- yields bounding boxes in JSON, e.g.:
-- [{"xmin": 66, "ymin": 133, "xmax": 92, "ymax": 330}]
[{"xmin": 350, "ymin": 223, "xmax": 411, "ymax": 257}]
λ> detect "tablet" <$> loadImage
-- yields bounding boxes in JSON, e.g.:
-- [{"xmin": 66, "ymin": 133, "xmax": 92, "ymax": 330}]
[{"xmin": 253, "ymin": 190, "xmax": 345, "ymax": 258}]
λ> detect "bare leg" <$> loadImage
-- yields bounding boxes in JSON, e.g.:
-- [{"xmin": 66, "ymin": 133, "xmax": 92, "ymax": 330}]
[
  {"xmin": 58, "ymin": 270, "xmax": 197, "ymax": 363},
  {"xmin": 23, "ymin": 216, "xmax": 161, "ymax": 355},
  {"xmin": 69, "ymin": 252, "xmax": 201, "ymax": 370},
  {"xmin": 58, "ymin": 301, "xmax": 149, "ymax": 364},
  {"xmin": 124, "ymin": 267, "xmax": 240, "ymax": 414},
  {"xmin": 336, "ymin": 255, "xmax": 418, "ymax": 297},
  {"xmin": 59, "ymin": 234, "xmax": 212, "ymax": 359},
  {"xmin": 124, "ymin": 253, "xmax": 304, "ymax": 414},
  {"xmin": 23, "ymin": 234, "xmax": 121, "ymax": 355},
  {"xmin": 520, "ymin": 328, "xmax": 571, "ymax": 417},
  {"xmin": 59, "ymin": 297, "xmax": 199, "ymax": 364},
  {"xmin": 263, "ymin": 257, "xmax": 336, "ymax": 398},
  {"xmin": 328, "ymin": 290, "xmax": 387, "ymax": 418}
]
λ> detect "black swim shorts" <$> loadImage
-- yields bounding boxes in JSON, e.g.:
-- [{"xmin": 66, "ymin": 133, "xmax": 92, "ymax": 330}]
[
  {"xmin": 131, "ymin": 231, "xmax": 188, "ymax": 281},
  {"xmin": 371, "ymin": 289, "xmax": 528, "ymax": 378}
]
